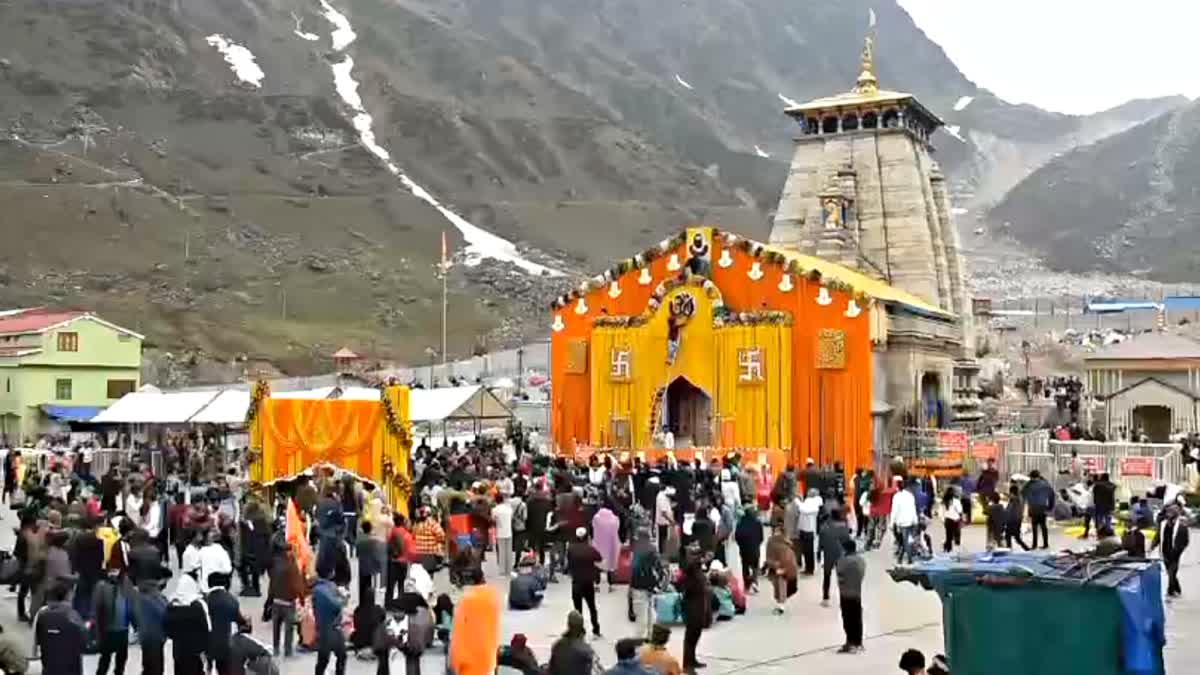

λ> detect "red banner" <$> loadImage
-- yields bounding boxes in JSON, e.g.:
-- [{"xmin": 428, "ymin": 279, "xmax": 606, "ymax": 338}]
[
  {"xmin": 1119, "ymin": 456, "xmax": 1155, "ymax": 478},
  {"xmin": 1081, "ymin": 456, "xmax": 1106, "ymax": 475},
  {"xmin": 938, "ymin": 430, "xmax": 969, "ymax": 453},
  {"xmin": 970, "ymin": 442, "xmax": 999, "ymax": 461}
]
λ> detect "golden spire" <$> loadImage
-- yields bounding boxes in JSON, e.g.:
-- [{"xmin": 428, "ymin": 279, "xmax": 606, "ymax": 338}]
[{"xmin": 853, "ymin": 10, "xmax": 879, "ymax": 95}]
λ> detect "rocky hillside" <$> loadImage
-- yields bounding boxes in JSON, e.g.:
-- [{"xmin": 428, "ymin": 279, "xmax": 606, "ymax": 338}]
[
  {"xmin": 0, "ymin": 0, "xmax": 1180, "ymax": 373},
  {"xmin": 988, "ymin": 100, "xmax": 1200, "ymax": 282}
]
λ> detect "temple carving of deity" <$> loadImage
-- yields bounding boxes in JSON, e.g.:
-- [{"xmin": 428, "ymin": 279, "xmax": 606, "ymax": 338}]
[{"xmin": 770, "ymin": 28, "xmax": 981, "ymax": 435}]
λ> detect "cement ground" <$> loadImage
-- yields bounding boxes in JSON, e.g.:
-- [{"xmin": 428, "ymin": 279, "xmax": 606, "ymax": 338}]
[{"xmin": 2, "ymin": 505, "xmax": 1197, "ymax": 674}]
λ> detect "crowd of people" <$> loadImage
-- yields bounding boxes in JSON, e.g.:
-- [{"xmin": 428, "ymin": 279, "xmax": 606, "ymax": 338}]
[{"xmin": 4, "ymin": 429, "xmax": 1190, "ymax": 675}]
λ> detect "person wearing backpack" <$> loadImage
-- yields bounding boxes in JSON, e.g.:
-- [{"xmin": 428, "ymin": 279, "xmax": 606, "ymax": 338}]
[
  {"xmin": 131, "ymin": 573, "xmax": 169, "ymax": 675},
  {"xmin": 91, "ymin": 566, "xmax": 133, "ymax": 675},
  {"xmin": 34, "ymin": 581, "xmax": 87, "ymax": 675},
  {"xmin": 511, "ymin": 494, "xmax": 529, "ymax": 559},
  {"xmin": 627, "ymin": 528, "xmax": 662, "ymax": 638},
  {"xmin": 395, "ymin": 595, "xmax": 435, "ymax": 675},
  {"xmin": 207, "ymin": 572, "xmax": 251, "ymax": 675}
]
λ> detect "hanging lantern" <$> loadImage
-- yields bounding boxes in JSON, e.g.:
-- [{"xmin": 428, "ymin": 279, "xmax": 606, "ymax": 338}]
[
  {"xmin": 816, "ymin": 286, "xmax": 833, "ymax": 306},
  {"xmin": 718, "ymin": 249, "xmax": 734, "ymax": 269},
  {"xmin": 638, "ymin": 267, "xmax": 653, "ymax": 285},
  {"xmin": 778, "ymin": 273, "xmax": 794, "ymax": 292},
  {"xmin": 574, "ymin": 297, "xmax": 589, "ymax": 315},
  {"xmin": 608, "ymin": 280, "xmax": 622, "ymax": 299},
  {"xmin": 552, "ymin": 314, "xmax": 565, "ymax": 332},
  {"xmin": 748, "ymin": 261, "xmax": 764, "ymax": 281},
  {"xmin": 845, "ymin": 298, "xmax": 862, "ymax": 318}
]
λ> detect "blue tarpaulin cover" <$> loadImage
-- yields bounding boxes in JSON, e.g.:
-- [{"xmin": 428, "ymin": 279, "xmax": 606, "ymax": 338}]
[
  {"xmin": 891, "ymin": 551, "xmax": 1166, "ymax": 675},
  {"xmin": 40, "ymin": 404, "xmax": 105, "ymax": 422}
]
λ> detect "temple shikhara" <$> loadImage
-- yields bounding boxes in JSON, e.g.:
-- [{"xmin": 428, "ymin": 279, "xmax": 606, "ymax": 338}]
[{"xmin": 550, "ymin": 27, "xmax": 979, "ymax": 470}]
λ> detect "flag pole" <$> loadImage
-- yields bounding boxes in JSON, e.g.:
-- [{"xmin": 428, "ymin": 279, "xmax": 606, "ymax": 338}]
[{"xmin": 441, "ymin": 231, "xmax": 448, "ymax": 365}]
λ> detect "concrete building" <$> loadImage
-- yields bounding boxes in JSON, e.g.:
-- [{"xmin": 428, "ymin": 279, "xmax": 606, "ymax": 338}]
[
  {"xmin": 0, "ymin": 308, "xmax": 143, "ymax": 442},
  {"xmin": 768, "ymin": 28, "xmax": 979, "ymax": 439},
  {"xmin": 1085, "ymin": 333, "xmax": 1200, "ymax": 441}
]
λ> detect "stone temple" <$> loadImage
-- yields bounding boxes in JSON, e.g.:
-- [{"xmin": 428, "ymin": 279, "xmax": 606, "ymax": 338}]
[{"xmin": 769, "ymin": 29, "xmax": 981, "ymax": 436}]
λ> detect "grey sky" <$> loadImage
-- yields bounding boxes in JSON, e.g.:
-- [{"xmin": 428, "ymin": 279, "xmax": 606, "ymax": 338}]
[{"xmin": 898, "ymin": 0, "xmax": 1199, "ymax": 115}]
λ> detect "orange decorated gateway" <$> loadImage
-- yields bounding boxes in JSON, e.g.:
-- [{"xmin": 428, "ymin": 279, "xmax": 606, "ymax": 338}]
[{"xmin": 550, "ymin": 226, "xmax": 959, "ymax": 475}]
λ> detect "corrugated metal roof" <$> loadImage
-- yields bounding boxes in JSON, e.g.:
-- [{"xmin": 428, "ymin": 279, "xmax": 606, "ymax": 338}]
[
  {"xmin": 1085, "ymin": 333, "xmax": 1200, "ymax": 361},
  {"xmin": 0, "ymin": 309, "xmax": 86, "ymax": 335}
]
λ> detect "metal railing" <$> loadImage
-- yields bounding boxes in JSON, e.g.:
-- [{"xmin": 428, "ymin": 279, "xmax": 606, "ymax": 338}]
[
  {"xmin": 1045, "ymin": 440, "xmax": 1185, "ymax": 494},
  {"xmin": 91, "ymin": 448, "xmax": 136, "ymax": 477}
]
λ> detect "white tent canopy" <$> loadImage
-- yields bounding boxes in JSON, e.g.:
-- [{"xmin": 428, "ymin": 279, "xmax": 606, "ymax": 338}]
[
  {"xmin": 92, "ymin": 384, "xmax": 510, "ymax": 425},
  {"xmin": 410, "ymin": 385, "xmax": 510, "ymax": 423},
  {"xmin": 91, "ymin": 391, "xmax": 220, "ymax": 424},
  {"xmin": 188, "ymin": 390, "xmax": 252, "ymax": 424}
]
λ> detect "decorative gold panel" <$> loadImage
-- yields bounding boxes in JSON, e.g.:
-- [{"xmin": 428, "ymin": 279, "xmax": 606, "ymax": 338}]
[
  {"xmin": 817, "ymin": 328, "xmax": 846, "ymax": 369},
  {"xmin": 565, "ymin": 338, "xmax": 589, "ymax": 374}
]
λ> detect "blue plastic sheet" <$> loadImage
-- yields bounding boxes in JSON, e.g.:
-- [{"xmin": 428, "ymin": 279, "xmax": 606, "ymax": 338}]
[{"xmin": 1116, "ymin": 564, "xmax": 1166, "ymax": 675}]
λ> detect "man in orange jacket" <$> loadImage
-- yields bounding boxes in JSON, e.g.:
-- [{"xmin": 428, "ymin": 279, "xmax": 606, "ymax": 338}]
[{"xmin": 449, "ymin": 568, "xmax": 500, "ymax": 675}]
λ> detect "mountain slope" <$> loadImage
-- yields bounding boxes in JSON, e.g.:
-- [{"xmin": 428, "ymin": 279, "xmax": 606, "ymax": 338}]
[
  {"xmin": 0, "ymin": 0, "xmax": 1181, "ymax": 373},
  {"xmin": 988, "ymin": 100, "xmax": 1200, "ymax": 281}
]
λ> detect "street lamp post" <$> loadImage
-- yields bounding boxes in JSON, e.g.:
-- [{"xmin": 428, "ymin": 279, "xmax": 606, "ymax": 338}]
[
  {"xmin": 425, "ymin": 346, "xmax": 438, "ymax": 388},
  {"xmin": 516, "ymin": 346, "xmax": 525, "ymax": 397}
]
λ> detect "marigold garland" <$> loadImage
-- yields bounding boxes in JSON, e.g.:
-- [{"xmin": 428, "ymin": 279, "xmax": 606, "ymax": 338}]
[
  {"xmin": 244, "ymin": 380, "xmax": 271, "ymax": 426},
  {"xmin": 549, "ymin": 228, "xmax": 876, "ymax": 309},
  {"xmin": 380, "ymin": 388, "xmax": 412, "ymax": 447}
]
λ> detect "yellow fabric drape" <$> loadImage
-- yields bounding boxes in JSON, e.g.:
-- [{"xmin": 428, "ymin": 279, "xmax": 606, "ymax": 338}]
[
  {"xmin": 589, "ymin": 288, "xmax": 721, "ymax": 448},
  {"xmin": 381, "ymin": 385, "xmax": 412, "ymax": 518},
  {"xmin": 261, "ymin": 399, "xmax": 383, "ymax": 479},
  {"xmin": 250, "ymin": 386, "xmax": 412, "ymax": 517},
  {"xmin": 589, "ymin": 328, "xmax": 634, "ymax": 445},
  {"xmin": 714, "ymin": 324, "xmax": 792, "ymax": 449}
]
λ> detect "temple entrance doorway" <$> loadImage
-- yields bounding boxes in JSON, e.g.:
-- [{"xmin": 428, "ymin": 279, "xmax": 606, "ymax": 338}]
[
  {"xmin": 665, "ymin": 377, "xmax": 712, "ymax": 447},
  {"xmin": 920, "ymin": 372, "xmax": 943, "ymax": 428}
]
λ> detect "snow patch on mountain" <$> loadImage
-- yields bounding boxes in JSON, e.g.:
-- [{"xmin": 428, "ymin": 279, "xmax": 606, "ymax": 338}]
[
  {"xmin": 753, "ymin": 145, "xmax": 770, "ymax": 158},
  {"xmin": 292, "ymin": 12, "xmax": 319, "ymax": 41},
  {"xmin": 320, "ymin": 5, "xmax": 559, "ymax": 276},
  {"xmin": 205, "ymin": 35, "xmax": 264, "ymax": 88},
  {"xmin": 319, "ymin": 0, "xmax": 357, "ymax": 52},
  {"xmin": 954, "ymin": 96, "xmax": 974, "ymax": 112},
  {"xmin": 674, "ymin": 74, "xmax": 693, "ymax": 90},
  {"xmin": 945, "ymin": 125, "xmax": 966, "ymax": 142}
]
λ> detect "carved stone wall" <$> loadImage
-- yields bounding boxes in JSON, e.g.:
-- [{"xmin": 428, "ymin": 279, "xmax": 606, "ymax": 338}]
[{"xmin": 771, "ymin": 128, "xmax": 959, "ymax": 312}]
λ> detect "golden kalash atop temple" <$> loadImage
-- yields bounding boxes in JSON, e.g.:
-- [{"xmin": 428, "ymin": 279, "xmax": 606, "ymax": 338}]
[{"xmin": 549, "ymin": 28, "xmax": 980, "ymax": 471}]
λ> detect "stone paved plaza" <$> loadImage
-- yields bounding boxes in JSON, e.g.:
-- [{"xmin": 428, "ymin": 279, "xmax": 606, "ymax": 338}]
[{"xmin": 2, "ymin": 505, "xmax": 1198, "ymax": 674}]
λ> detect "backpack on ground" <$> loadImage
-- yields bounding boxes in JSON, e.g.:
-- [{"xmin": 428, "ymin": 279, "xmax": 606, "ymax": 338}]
[{"xmin": 653, "ymin": 591, "xmax": 683, "ymax": 625}]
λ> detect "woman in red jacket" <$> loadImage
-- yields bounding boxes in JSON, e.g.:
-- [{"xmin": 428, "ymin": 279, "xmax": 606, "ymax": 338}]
[{"xmin": 867, "ymin": 478, "xmax": 896, "ymax": 551}]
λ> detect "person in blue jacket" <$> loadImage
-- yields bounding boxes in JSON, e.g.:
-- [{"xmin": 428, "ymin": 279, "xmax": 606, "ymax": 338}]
[{"xmin": 312, "ymin": 564, "xmax": 348, "ymax": 675}]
